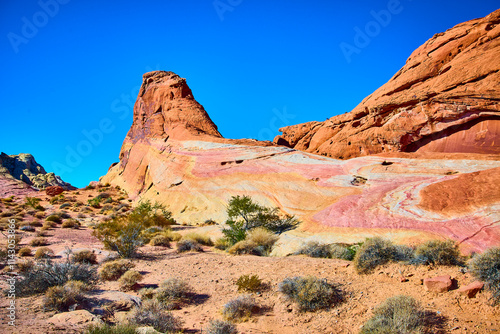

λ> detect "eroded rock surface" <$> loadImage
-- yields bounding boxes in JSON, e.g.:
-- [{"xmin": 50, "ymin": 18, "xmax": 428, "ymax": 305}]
[{"xmin": 275, "ymin": 9, "xmax": 500, "ymax": 158}]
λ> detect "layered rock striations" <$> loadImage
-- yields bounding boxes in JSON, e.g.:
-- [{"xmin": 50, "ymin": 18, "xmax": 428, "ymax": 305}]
[
  {"xmin": 274, "ymin": 9, "xmax": 500, "ymax": 159},
  {"xmin": 102, "ymin": 67, "xmax": 500, "ymax": 253}
]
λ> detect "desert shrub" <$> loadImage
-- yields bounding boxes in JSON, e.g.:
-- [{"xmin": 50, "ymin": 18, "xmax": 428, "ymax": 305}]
[
  {"xmin": 228, "ymin": 227, "xmax": 278, "ymax": 256},
  {"xmin": 118, "ymin": 270, "xmax": 143, "ymax": 291},
  {"xmin": 141, "ymin": 226, "xmax": 163, "ymax": 243},
  {"xmin": 62, "ymin": 219, "xmax": 80, "ymax": 229},
  {"xmin": 129, "ymin": 299, "xmax": 183, "ymax": 333},
  {"xmin": 150, "ymin": 234, "xmax": 171, "ymax": 247},
  {"xmin": 469, "ymin": 247, "xmax": 500, "ymax": 305},
  {"xmin": 88, "ymin": 197, "xmax": 102, "ymax": 208},
  {"xmin": 177, "ymin": 239, "xmax": 203, "ymax": 253},
  {"xmin": 59, "ymin": 203, "xmax": 71, "ymax": 209},
  {"xmin": 222, "ymin": 294, "xmax": 258, "ymax": 322},
  {"xmin": 99, "ymin": 259, "xmax": 135, "ymax": 281},
  {"xmin": 295, "ymin": 241, "xmax": 332, "ymax": 258},
  {"xmin": 35, "ymin": 211, "xmax": 46, "ymax": 219},
  {"xmin": 17, "ymin": 259, "xmax": 35, "ymax": 273},
  {"xmin": 138, "ymin": 287, "xmax": 157, "ymax": 300},
  {"xmin": 278, "ymin": 276, "xmax": 342, "ymax": 312},
  {"xmin": 30, "ymin": 220, "xmax": 43, "ymax": 227},
  {"xmin": 16, "ymin": 260, "xmax": 97, "ymax": 296},
  {"xmin": 413, "ymin": 240, "xmax": 462, "ymax": 266},
  {"xmin": 34, "ymin": 247, "xmax": 54, "ymax": 259},
  {"xmin": 50, "ymin": 195, "xmax": 65, "ymax": 205},
  {"xmin": 330, "ymin": 244, "xmax": 356, "ymax": 261},
  {"xmin": 99, "ymin": 204, "xmax": 114, "ymax": 214},
  {"xmin": 393, "ymin": 244, "xmax": 415, "ymax": 262},
  {"xmin": 354, "ymin": 237, "xmax": 396, "ymax": 274},
  {"xmin": 57, "ymin": 211, "xmax": 72, "ymax": 219},
  {"xmin": 43, "ymin": 280, "xmax": 86, "ymax": 312},
  {"xmin": 182, "ymin": 232, "xmax": 213, "ymax": 246},
  {"xmin": 77, "ymin": 213, "xmax": 87, "ymax": 218},
  {"xmin": 97, "ymin": 192, "xmax": 111, "ymax": 199},
  {"xmin": 31, "ymin": 237, "xmax": 49, "ymax": 246},
  {"xmin": 236, "ymin": 274, "xmax": 263, "ymax": 292},
  {"xmin": 25, "ymin": 197, "xmax": 44, "ymax": 210},
  {"xmin": 130, "ymin": 199, "xmax": 175, "ymax": 228},
  {"xmin": 84, "ymin": 323, "xmax": 138, "ymax": 334},
  {"xmin": 215, "ymin": 237, "xmax": 231, "ymax": 250},
  {"xmin": 360, "ymin": 295, "xmax": 425, "ymax": 334},
  {"xmin": 221, "ymin": 195, "xmax": 300, "ymax": 247},
  {"xmin": 72, "ymin": 250, "xmax": 98, "ymax": 264},
  {"xmin": 206, "ymin": 319, "xmax": 238, "ymax": 334},
  {"xmin": 155, "ymin": 278, "xmax": 193, "ymax": 309},
  {"xmin": 18, "ymin": 247, "xmax": 32, "ymax": 257},
  {"xmin": 93, "ymin": 216, "xmax": 144, "ymax": 258},
  {"xmin": 36, "ymin": 230, "xmax": 48, "ymax": 237},
  {"xmin": 45, "ymin": 215, "xmax": 62, "ymax": 223}
]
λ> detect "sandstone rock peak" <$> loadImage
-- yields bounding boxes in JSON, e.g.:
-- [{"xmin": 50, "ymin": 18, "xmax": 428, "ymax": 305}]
[
  {"xmin": 275, "ymin": 9, "xmax": 500, "ymax": 158},
  {"xmin": 127, "ymin": 70, "xmax": 222, "ymax": 142}
]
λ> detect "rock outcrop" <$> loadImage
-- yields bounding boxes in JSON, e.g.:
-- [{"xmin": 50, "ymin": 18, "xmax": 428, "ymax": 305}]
[
  {"xmin": 0, "ymin": 152, "xmax": 75, "ymax": 196},
  {"xmin": 274, "ymin": 9, "xmax": 500, "ymax": 159},
  {"xmin": 102, "ymin": 68, "xmax": 500, "ymax": 254}
]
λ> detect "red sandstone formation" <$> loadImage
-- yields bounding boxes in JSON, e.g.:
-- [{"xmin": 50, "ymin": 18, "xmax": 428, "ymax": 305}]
[
  {"xmin": 274, "ymin": 9, "xmax": 500, "ymax": 159},
  {"xmin": 45, "ymin": 186, "xmax": 65, "ymax": 197}
]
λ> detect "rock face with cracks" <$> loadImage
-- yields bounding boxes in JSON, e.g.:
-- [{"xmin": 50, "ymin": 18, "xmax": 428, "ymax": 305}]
[
  {"xmin": 274, "ymin": 9, "xmax": 500, "ymax": 159},
  {"xmin": 102, "ymin": 64, "xmax": 500, "ymax": 254}
]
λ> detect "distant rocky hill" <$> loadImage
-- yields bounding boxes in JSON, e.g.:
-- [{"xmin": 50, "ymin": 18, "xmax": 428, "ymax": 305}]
[
  {"xmin": 0, "ymin": 152, "xmax": 75, "ymax": 197},
  {"xmin": 274, "ymin": 9, "xmax": 500, "ymax": 159}
]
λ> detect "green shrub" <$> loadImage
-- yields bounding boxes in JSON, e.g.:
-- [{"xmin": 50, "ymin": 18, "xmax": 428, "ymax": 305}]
[
  {"xmin": 182, "ymin": 232, "xmax": 213, "ymax": 246},
  {"xmin": 84, "ymin": 323, "xmax": 138, "ymax": 334},
  {"xmin": 393, "ymin": 244, "xmax": 415, "ymax": 262},
  {"xmin": 99, "ymin": 259, "xmax": 135, "ymax": 281},
  {"xmin": 469, "ymin": 247, "xmax": 500, "ymax": 305},
  {"xmin": 330, "ymin": 244, "xmax": 356, "ymax": 261},
  {"xmin": 360, "ymin": 295, "xmax": 425, "ymax": 334},
  {"xmin": 150, "ymin": 234, "xmax": 171, "ymax": 247},
  {"xmin": 16, "ymin": 260, "xmax": 97, "ymax": 296},
  {"xmin": 278, "ymin": 276, "xmax": 342, "ymax": 312},
  {"xmin": 18, "ymin": 247, "xmax": 32, "ymax": 257},
  {"xmin": 354, "ymin": 237, "xmax": 396, "ymax": 274},
  {"xmin": 45, "ymin": 215, "xmax": 62, "ymax": 223},
  {"xmin": 177, "ymin": 239, "xmax": 203, "ymax": 253},
  {"xmin": 295, "ymin": 241, "xmax": 332, "ymax": 258},
  {"xmin": 88, "ymin": 197, "xmax": 102, "ymax": 208},
  {"xmin": 34, "ymin": 247, "xmax": 54, "ymax": 259},
  {"xmin": 138, "ymin": 287, "xmax": 157, "ymax": 300},
  {"xmin": 129, "ymin": 299, "xmax": 183, "ymax": 333},
  {"xmin": 214, "ymin": 237, "xmax": 231, "ymax": 250},
  {"xmin": 222, "ymin": 294, "xmax": 258, "ymax": 322},
  {"xmin": 206, "ymin": 319, "xmax": 238, "ymax": 334},
  {"xmin": 72, "ymin": 250, "xmax": 98, "ymax": 264},
  {"xmin": 413, "ymin": 240, "xmax": 461, "ymax": 266},
  {"xmin": 155, "ymin": 278, "xmax": 193, "ymax": 309},
  {"xmin": 236, "ymin": 274, "xmax": 263, "ymax": 293},
  {"xmin": 118, "ymin": 270, "xmax": 143, "ymax": 291},
  {"xmin": 93, "ymin": 216, "xmax": 144, "ymax": 258},
  {"xmin": 25, "ymin": 197, "xmax": 43, "ymax": 210}
]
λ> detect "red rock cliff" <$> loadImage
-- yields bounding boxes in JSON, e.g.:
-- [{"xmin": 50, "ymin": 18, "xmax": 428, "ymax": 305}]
[{"xmin": 275, "ymin": 9, "xmax": 500, "ymax": 159}]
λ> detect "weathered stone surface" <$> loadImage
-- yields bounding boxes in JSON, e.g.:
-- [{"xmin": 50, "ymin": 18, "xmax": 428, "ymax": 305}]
[
  {"xmin": 423, "ymin": 275, "xmax": 453, "ymax": 293},
  {"xmin": 101, "ymin": 69, "xmax": 500, "ymax": 254},
  {"xmin": 0, "ymin": 152, "xmax": 75, "ymax": 191},
  {"xmin": 458, "ymin": 281, "xmax": 484, "ymax": 298},
  {"xmin": 46, "ymin": 185, "xmax": 64, "ymax": 196},
  {"xmin": 47, "ymin": 310, "xmax": 101, "ymax": 326},
  {"xmin": 275, "ymin": 9, "xmax": 500, "ymax": 158}
]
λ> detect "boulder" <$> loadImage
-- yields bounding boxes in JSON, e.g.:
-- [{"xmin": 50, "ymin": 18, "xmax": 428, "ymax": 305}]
[
  {"xmin": 458, "ymin": 281, "xmax": 484, "ymax": 298},
  {"xmin": 47, "ymin": 310, "xmax": 101, "ymax": 326},
  {"xmin": 46, "ymin": 185, "xmax": 64, "ymax": 196},
  {"xmin": 423, "ymin": 275, "xmax": 453, "ymax": 293}
]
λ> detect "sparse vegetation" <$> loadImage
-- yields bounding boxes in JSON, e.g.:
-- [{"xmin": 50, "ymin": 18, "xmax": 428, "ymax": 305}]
[
  {"xmin": 62, "ymin": 219, "xmax": 80, "ymax": 229},
  {"xmin": 206, "ymin": 319, "xmax": 238, "ymax": 334},
  {"xmin": 413, "ymin": 239, "xmax": 462, "ymax": 266},
  {"xmin": 150, "ymin": 234, "xmax": 171, "ymax": 247},
  {"xmin": 128, "ymin": 299, "xmax": 183, "ymax": 333},
  {"xmin": 18, "ymin": 247, "xmax": 32, "ymax": 257},
  {"xmin": 227, "ymin": 227, "xmax": 278, "ymax": 256},
  {"xmin": 155, "ymin": 278, "xmax": 194, "ymax": 309},
  {"xmin": 182, "ymin": 232, "xmax": 213, "ymax": 246},
  {"xmin": 118, "ymin": 270, "xmax": 143, "ymax": 291},
  {"xmin": 354, "ymin": 237, "xmax": 396, "ymax": 274},
  {"xmin": 469, "ymin": 247, "xmax": 500, "ymax": 305},
  {"xmin": 222, "ymin": 294, "xmax": 258, "ymax": 322},
  {"xmin": 31, "ymin": 237, "xmax": 49, "ymax": 247},
  {"xmin": 25, "ymin": 197, "xmax": 44, "ymax": 210},
  {"xmin": 278, "ymin": 276, "xmax": 342, "ymax": 312},
  {"xmin": 72, "ymin": 250, "xmax": 98, "ymax": 264},
  {"xmin": 84, "ymin": 323, "xmax": 138, "ymax": 334},
  {"xmin": 45, "ymin": 214, "xmax": 62, "ymax": 223},
  {"xmin": 236, "ymin": 274, "xmax": 263, "ymax": 293},
  {"xmin": 87, "ymin": 197, "xmax": 102, "ymax": 208},
  {"xmin": 177, "ymin": 239, "xmax": 203, "ymax": 253},
  {"xmin": 99, "ymin": 259, "xmax": 135, "ymax": 281},
  {"xmin": 43, "ymin": 280, "xmax": 86, "ymax": 312},
  {"xmin": 295, "ymin": 241, "xmax": 356, "ymax": 260},
  {"xmin": 16, "ymin": 260, "xmax": 97, "ymax": 296},
  {"xmin": 34, "ymin": 247, "xmax": 54, "ymax": 259},
  {"xmin": 360, "ymin": 295, "xmax": 425, "ymax": 334}
]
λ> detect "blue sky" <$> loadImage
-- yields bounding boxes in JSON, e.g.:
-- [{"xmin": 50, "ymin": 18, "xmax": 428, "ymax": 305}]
[{"xmin": 1, "ymin": 0, "xmax": 498, "ymax": 188}]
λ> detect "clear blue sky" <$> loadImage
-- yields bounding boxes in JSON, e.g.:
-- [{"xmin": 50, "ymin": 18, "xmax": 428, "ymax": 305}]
[{"xmin": 1, "ymin": 0, "xmax": 498, "ymax": 188}]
